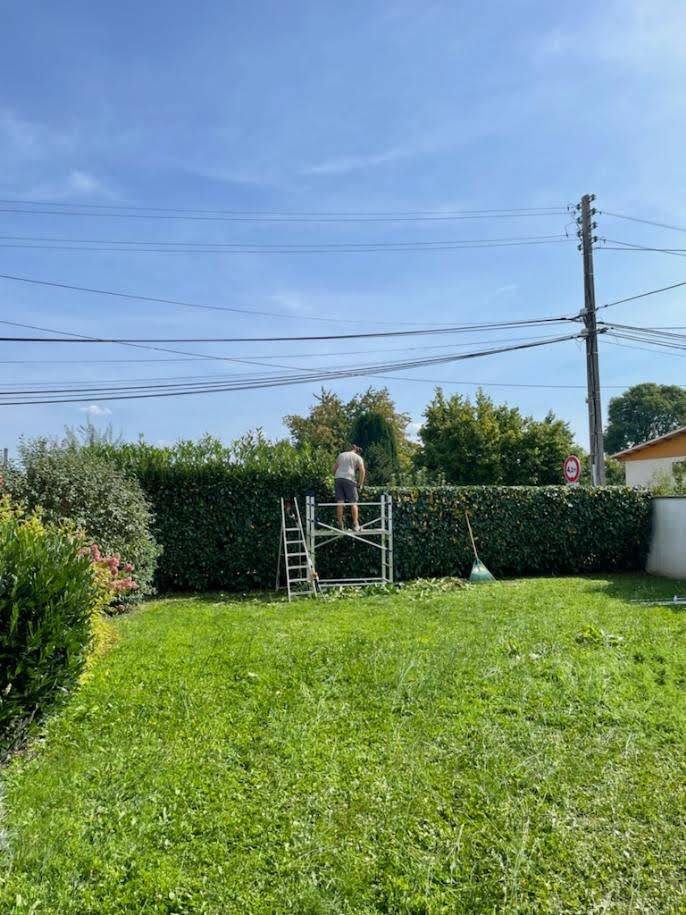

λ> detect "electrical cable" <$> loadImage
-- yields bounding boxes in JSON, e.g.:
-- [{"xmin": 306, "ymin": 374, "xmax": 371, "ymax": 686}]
[
  {"xmin": 598, "ymin": 278, "xmax": 686, "ymax": 311},
  {"xmin": 0, "ymin": 333, "xmax": 582, "ymax": 405},
  {"xmin": 0, "ymin": 271, "xmax": 461, "ymax": 327},
  {"xmin": 0, "ymin": 333, "xmax": 568, "ymax": 384},
  {"xmin": 0, "ymin": 314, "xmax": 577, "ymax": 344},
  {"xmin": 0, "ymin": 231, "xmax": 569, "ymax": 249},
  {"xmin": 603, "ymin": 338, "xmax": 686, "ymax": 359},
  {"xmin": 600, "ymin": 211, "xmax": 686, "ymax": 234},
  {"xmin": 598, "ymin": 239, "xmax": 686, "ymax": 259},
  {"xmin": 0, "ymin": 237, "xmax": 574, "ymax": 255},
  {"xmin": 0, "ymin": 199, "xmax": 568, "ymax": 223}
]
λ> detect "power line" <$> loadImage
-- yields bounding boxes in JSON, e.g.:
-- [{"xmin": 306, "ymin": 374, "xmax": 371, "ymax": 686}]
[
  {"xmin": 600, "ymin": 210, "xmax": 686, "ymax": 234},
  {"xmin": 598, "ymin": 239, "xmax": 686, "ymax": 259},
  {"xmin": 0, "ymin": 271, "xmax": 457, "ymax": 327},
  {"xmin": 0, "ymin": 199, "xmax": 568, "ymax": 223},
  {"xmin": 0, "ymin": 237, "xmax": 574, "ymax": 255},
  {"xmin": 0, "ymin": 231, "xmax": 569, "ymax": 249},
  {"xmin": 0, "ymin": 315, "xmax": 577, "ymax": 344},
  {"xmin": 0, "ymin": 333, "xmax": 582, "ymax": 405},
  {"xmin": 603, "ymin": 338, "xmax": 686, "ymax": 359},
  {"xmin": 0, "ymin": 333, "xmax": 566, "ymax": 380},
  {"xmin": 599, "ymin": 320, "xmax": 686, "ymax": 341},
  {"xmin": 598, "ymin": 278, "xmax": 686, "ymax": 311}
]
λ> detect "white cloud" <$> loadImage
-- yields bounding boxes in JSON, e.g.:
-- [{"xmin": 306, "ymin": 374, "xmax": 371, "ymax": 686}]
[
  {"xmin": 303, "ymin": 146, "xmax": 412, "ymax": 176},
  {"xmin": 67, "ymin": 170, "xmax": 101, "ymax": 194},
  {"xmin": 80, "ymin": 404, "xmax": 112, "ymax": 417},
  {"xmin": 407, "ymin": 421, "xmax": 423, "ymax": 441}
]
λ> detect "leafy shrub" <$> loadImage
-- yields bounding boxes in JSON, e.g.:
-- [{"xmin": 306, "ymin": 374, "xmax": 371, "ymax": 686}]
[
  {"xmin": 0, "ymin": 500, "xmax": 97, "ymax": 756},
  {"xmin": 103, "ymin": 465, "xmax": 652, "ymax": 591},
  {"xmin": 7, "ymin": 439, "xmax": 161, "ymax": 601},
  {"xmin": 51, "ymin": 434, "xmax": 651, "ymax": 591}
]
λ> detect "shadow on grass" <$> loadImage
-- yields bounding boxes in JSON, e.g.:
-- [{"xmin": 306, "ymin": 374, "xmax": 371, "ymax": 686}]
[
  {"xmin": 152, "ymin": 573, "xmax": 686, "ymax": 612},
  {"xmin": 581, "ymin": 572, "xmax": 686, "ymax": 607}
]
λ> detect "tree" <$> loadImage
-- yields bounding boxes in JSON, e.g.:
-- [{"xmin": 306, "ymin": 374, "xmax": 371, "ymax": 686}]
[
  {"xmin": 417, "ymin": 389, "xmax": 577, "ymax": 485},
  {"xmin": 349, "ymin": 411, "xmax": 399, "ymax": 483},
  {"xmin": 284, "ymin": 390, "xmax": 351, "ymax": 455},
  {"xmin": 284, "ymin": 387, "xmax": 415, "ymax": 472},
  {"xmin": 605, "ymin": 383, "xmax": 686, "ymax": 454}
]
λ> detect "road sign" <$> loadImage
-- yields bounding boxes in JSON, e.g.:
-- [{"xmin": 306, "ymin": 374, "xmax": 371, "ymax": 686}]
[{"xmin": 563, "ymin": 454, "xmax": 581, "ymax": 486}]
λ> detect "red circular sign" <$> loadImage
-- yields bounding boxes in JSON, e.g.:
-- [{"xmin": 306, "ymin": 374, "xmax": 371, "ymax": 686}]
[{"xmin": 563, "ymin": 454, "xmax": 581, "ymax": 484}]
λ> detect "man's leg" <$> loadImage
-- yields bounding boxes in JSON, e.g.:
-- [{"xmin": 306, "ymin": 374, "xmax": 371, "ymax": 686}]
[
  {"xmin": 334, "ymin": 478, "xmax": 345, "ymax": 527},
  {"xmin": 351, "ymin": 502, "xmax": 359, "ymax": 529}
]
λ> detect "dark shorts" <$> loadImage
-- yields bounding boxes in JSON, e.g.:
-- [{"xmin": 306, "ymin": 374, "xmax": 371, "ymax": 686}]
[{"xmin": 334, "ymin": 477, "xmax": 359, "ymax": 503}]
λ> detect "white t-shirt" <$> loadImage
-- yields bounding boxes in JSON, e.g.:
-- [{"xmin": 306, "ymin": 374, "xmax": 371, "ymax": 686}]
[{"xmin": 335, "ymin": 450, "xmax": 363, "ymax": 482}]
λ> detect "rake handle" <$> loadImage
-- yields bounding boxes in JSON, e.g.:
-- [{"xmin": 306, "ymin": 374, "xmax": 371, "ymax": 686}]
[{"xmin": 465, "ymin": 511, "xmax": 480, "ymax": 562}]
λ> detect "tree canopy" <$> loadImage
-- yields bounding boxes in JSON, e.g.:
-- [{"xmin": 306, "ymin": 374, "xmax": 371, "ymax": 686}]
[
  {"xmin": 284, "ymin": 387, "xmax": 414, "ymax": 475},
  {"xmin": 417, "ymin": 389, "xmax": 577, "ymax": 485},
  {"xmin": 349, "ymin": 410, "xmax": 399, "ymax": 483},
  {"xmin": 605, "ymin": 383, "xmax": 686, "ymax": 454}
]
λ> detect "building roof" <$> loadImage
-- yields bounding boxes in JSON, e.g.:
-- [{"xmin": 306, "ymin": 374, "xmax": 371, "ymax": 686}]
[{"xmin": 611, "ymin": 425, "xmax": 686, "ymax": 461}]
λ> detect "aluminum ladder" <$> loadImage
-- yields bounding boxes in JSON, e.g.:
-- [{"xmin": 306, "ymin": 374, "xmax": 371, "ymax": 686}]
[{"xmin": 276, "ymin": 497, "xmax": 318, "ymax": 601}]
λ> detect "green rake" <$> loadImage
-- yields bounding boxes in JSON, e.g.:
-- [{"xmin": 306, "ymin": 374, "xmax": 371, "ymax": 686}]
[{"xmin": 465, "ymin": 511, "xmax": 496, "ymax": 583}]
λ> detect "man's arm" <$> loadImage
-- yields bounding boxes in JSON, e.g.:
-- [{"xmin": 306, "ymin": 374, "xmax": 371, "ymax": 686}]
[
  {"xmin": 333, "ymin": 460, "xmax": 339, "ymax": 476},
  {"xmin": 357, "ymin": 459, "xmax": 366, "ymax": 490}
]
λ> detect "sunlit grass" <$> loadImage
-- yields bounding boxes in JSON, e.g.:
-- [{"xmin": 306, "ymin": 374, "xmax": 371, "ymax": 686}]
[{"xmin": 1, "ymin": 576, "xmax": 685, "ymax": 913}]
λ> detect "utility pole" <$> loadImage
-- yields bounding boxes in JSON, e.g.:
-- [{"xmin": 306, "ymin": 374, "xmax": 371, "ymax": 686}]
[{"xmin": 577, "ymin": 194, "xmax": 606, "ymax": 485}]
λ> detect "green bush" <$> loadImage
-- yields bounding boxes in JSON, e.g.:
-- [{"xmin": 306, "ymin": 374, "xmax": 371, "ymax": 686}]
[
  {"xmin": 0, "ymin": 502, "xmax": 96, "ymax": 756},
  {"xmin": 123, "ymin": 470, "xmax": 652, "ymax": 591},
  {"xmin": 7, "ymin": 439, "xmax": 161, "ymax": 601},
  {"xmin": 371, "ymin": 486, "xmax": 652, "ymax": 579},
  {"xmin": 60, "ymin": 435, "xmax": 652, "ymax": 591}
]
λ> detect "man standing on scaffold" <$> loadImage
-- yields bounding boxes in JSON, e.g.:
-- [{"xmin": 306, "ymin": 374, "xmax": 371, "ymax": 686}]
[{"xmin": 333, "ymin": 444, "xmax": 366, "ymax": 532}]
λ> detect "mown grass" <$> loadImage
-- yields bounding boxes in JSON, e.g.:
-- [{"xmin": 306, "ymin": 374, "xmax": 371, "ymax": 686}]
[{"xmin": 1, "ymin": 576, "xmax": 686, "ymax": 914}]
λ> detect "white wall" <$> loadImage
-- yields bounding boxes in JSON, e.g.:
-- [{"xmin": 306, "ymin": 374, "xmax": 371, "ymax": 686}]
[
  {"xmin": 647, "ymin": 497, "xmax": 686, "ymax": 579},
  {"xmin": 625, "ymin": 456, "xmax": 684, "ymax": 487}
]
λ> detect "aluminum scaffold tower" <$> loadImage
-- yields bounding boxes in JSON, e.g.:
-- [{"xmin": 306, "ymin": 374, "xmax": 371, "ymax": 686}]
[{"xmin": 305, "ymin": 493, "xmax": 393, "ymax": 590}]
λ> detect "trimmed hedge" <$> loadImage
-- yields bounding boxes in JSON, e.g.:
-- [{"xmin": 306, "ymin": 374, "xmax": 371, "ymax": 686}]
[{"xmin": 131, "ymin": 468, "xmax": 652, "ymax": 590}]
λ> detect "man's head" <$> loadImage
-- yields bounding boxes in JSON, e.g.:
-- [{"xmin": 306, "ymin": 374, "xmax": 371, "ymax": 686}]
[{"xmin": 350, "ymin": 443, "xmax": 363, "ymax": 455}]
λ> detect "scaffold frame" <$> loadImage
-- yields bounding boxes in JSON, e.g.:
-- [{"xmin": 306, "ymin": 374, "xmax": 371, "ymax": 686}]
[{"xmin": 305, "ymin": 493, "xmax": 393, "ymax": 590}]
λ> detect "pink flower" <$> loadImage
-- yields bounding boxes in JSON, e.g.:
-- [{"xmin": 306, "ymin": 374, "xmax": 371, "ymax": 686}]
[
  {"xmin": 124, "ymin": 563, "xmax": 134, "ymax": 573},
  {"xmin": 90, "ymin": 544, "xmax": 101, "ymax": 562}
]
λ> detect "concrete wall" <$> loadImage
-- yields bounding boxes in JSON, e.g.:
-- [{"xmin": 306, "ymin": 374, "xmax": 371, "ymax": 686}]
[
  {"xmin": 625, "ymin": 456, "xmax": 684, "ymax": 487},
  {"xmin": 647, "ymin": 497, "xmax": 686, "ymax": 579}
]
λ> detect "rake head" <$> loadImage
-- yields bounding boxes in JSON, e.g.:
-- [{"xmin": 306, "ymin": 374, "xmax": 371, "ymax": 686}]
[{"xmin": 469, "ymin": 559, "xmax": 496, "ymax": 583}]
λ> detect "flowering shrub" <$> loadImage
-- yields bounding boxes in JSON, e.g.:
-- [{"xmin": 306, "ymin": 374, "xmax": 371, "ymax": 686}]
[
  {"xmin": 6, "ymin": 440, "xmax": 160, "ymax": 600},
  {"xmin": 82, "ymin": 543, "xmax": 139, "ymax": 614}
]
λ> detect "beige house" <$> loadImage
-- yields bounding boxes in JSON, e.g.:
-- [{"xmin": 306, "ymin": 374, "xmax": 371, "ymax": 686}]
[{"xmin": 612, "ymin": 426, "xmax": 686, "ymax": 486}]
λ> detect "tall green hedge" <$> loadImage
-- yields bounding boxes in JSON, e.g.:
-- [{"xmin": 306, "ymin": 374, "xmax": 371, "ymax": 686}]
[{"xmin": 131, "ymin": 468, "xmax": 652, "ymax": 590}]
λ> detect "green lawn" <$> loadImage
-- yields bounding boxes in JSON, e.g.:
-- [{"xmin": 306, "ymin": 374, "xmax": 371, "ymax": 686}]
[{"xmin": 1, "ymin": 577, "xmax": 686, "ymax": 914}]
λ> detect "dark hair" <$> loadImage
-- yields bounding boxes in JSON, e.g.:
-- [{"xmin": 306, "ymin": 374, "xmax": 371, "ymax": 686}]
[{"xmin": 351, "ymin": 443, "xmax": 363, "ymax": 454}]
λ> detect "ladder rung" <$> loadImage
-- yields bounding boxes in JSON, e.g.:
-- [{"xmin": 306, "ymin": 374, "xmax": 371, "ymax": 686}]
[
  {"xmin": 290, "ymin": 577, "xmax": 311, "ymax": 583},
  {"xmin": 285, "ymin": 527, "xmax": 301, "ymax": 532}
]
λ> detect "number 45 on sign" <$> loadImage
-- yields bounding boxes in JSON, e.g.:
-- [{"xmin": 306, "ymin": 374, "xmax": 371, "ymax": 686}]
[{"xmin": 563, "ymin": 455, "xmax": 581, "ymax": 486}]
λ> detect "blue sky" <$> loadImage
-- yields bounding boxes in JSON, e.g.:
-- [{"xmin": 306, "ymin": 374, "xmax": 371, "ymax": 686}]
[{"xmin": 1, "ymin": 0, "xmax": 685, "ymax": 455}]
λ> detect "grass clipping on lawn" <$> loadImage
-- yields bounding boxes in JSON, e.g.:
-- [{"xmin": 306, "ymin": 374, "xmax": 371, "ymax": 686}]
[{"xmin": 1, "ymin": 576, "xmax": 685, "ymax": 914}]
